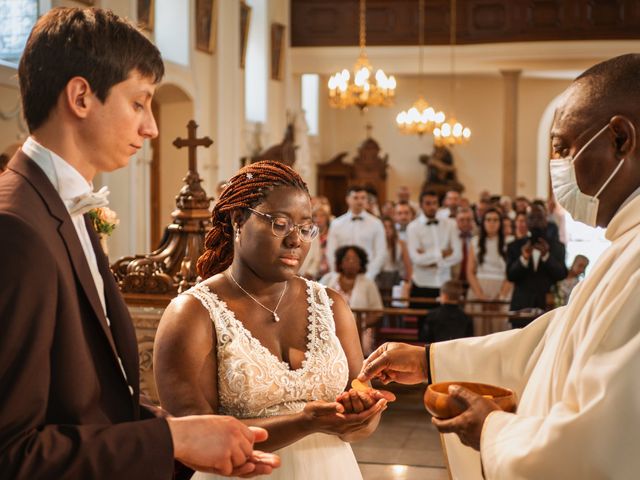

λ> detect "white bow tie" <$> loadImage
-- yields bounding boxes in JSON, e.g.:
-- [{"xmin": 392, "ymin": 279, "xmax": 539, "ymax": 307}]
[{"xmin": 67, "ymin": 186, "xmax": 110, "ymax": 217}]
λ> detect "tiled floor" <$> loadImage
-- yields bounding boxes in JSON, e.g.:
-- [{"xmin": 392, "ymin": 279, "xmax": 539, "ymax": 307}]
[{"xmin": 352, "ymin": 384, "xmax": 449, "ymax": 480}]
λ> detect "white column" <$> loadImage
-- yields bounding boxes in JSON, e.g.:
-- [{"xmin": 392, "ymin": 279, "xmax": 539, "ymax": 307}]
[
  {"xmin": 501, "ymin": 70, "xmax": 521, "ymax": 197},
  {"xmin": 216, "ymin": 0, "xmax": 244, "ymax": 182}
]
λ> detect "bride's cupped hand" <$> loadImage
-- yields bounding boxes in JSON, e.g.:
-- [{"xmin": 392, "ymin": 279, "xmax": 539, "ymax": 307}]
[
  {"xmin": 336, "ymin": 389, "xmax": 396, "ymax": 414},
  {"xmin": 302, "ymin": 398, "xmax": 387, "ymax": 438}
]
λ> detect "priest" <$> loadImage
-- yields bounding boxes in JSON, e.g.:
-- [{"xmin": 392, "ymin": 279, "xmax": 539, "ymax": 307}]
[{"xmin": 358, "ymin": 53, "xmax": 640, "ymax": 479}]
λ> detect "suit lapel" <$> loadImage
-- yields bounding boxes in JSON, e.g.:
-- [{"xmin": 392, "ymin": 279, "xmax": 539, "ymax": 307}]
[
  {"xmin": 85, "ymin": 216, "xmax": 140, "ymax": 398},
  {"xmin": 10, "ymin": 152, "xmax": 120, "ymax": 360}
]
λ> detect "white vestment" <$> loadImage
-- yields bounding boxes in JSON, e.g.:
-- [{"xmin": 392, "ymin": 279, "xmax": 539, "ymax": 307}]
[{"xmin": 431, "ymin": 195, "xmax": 640, "ymax": 479}]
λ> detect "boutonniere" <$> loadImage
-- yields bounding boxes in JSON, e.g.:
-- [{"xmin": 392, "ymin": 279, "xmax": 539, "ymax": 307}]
[{"xmin": 88, "ymin": 207, "xmax": 120, "ymax": 236}]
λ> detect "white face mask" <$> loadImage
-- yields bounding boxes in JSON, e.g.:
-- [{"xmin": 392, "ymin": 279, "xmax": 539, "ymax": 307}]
[{"xmin": 550, "ymin": 123, "xmax": 625, "ymax": 227}]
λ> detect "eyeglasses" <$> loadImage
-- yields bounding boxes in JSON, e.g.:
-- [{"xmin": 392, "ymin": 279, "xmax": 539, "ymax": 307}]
[{"xmin": 247, "ymin": 208, "xmax": 319, "ymax": 242}]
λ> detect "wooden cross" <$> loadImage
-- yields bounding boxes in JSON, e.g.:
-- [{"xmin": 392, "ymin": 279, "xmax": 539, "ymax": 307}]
[{"xmin": 172, "ymin": 120, "xmax": 213, "ymax": 174}]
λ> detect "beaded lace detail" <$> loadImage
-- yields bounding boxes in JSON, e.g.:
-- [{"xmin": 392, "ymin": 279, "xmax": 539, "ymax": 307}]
[{"xmin": 185, "ymin": 278, "xmax": 349, "ymax": 418}]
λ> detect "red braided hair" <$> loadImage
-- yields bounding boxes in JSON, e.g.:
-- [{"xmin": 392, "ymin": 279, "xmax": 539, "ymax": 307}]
[{"xmin": 197, "ymin": 160, "xmax": 309, "ymax": 279}]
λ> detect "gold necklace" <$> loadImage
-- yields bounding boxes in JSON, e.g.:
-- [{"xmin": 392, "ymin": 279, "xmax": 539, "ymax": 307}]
[{"xmin": 227, "ymin": 272, "xmax": 288, "ymax": 322}]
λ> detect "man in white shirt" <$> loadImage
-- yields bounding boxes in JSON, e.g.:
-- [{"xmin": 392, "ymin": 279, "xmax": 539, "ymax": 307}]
[
  {"xmin": 394, "ymin": 185, "xmax": 420, "ymax": 213},
  {"xmin": 436, "ymin": 189, "xmax": 460, "ymax": 220},
  {"xmin": 0, "ymin": 7, "xmax": 277, "ymax": 479},
  {"xmin": 326, "ymin": 185, "xmax": 386, "ymax": 280},
  {"xmin": 406, "ymin": 190, "xmax": 462, "ymax": 306},
  {"xmin": 358, "ymin": 53, "xmax": 640, "ymax": 479}
]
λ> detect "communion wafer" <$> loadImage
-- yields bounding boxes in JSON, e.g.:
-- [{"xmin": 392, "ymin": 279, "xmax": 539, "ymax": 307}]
[{"xmin": 351, "ymin": 379, "xmax": 371, "ymax": 392}]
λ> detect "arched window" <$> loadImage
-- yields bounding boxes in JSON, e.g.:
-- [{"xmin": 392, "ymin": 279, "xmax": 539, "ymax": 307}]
[
  {"xmin": 0, "ymin": 0, "xmax": 45, "ymax": 64},
  {"xmin": 244, "ymin": 0, "xmax": 267, "ymax": 124},
  {"xmin": 155, "ymin": 0, "xmax": 189, "ymax": 67}
]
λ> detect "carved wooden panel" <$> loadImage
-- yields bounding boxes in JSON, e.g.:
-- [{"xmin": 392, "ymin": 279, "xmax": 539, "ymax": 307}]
[{"xmin": 291, "ymin": 0, "xmax": 640, "ymax": 47}]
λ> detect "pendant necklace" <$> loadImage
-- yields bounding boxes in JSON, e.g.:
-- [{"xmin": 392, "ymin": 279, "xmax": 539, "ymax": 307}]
[{"xmin": 227, "ymin": 272, "xmax": 288, "ymax": 322}]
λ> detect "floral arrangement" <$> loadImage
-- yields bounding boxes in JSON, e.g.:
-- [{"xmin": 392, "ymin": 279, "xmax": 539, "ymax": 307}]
[{"xmin": 88, "ymin": 207, "xmax": 120, "ymax": 236}]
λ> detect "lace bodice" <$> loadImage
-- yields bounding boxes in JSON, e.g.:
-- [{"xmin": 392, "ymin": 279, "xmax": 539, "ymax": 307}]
[{"xmin": 185, "ymin": 278, "xmax": 349, "ymax": 419}]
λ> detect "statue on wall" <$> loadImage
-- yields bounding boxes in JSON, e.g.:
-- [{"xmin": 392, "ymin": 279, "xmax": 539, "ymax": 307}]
[
  {"xmin": 243, "ymin": 115, "xmax": 297, "ymax": 167},
  {"xmin": 419, "ymin": 145, "xmax": 464, "ymax": 195}
]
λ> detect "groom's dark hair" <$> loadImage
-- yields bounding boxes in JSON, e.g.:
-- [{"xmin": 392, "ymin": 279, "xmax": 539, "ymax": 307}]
[{"xmin": 19, "ymin": 7, "xmax": 164, "ymax": 132}]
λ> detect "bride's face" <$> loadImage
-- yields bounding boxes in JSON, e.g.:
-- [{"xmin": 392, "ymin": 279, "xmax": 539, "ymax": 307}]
[{"xmin": 237, "ymin": 186, "xmax": 312, "ymax": 282}]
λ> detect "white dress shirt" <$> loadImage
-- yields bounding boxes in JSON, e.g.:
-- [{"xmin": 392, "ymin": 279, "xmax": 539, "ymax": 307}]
[
  {"xmin": 326, "ymin": 210, "xmax": 386, "ymax": 280},
  {"xmin": 407, "ymin": 215, "xmax": 462, "ymax": 288},
  {"xmin": 22, "ymin": 137, "xmax": 108, "ymax": 317}
]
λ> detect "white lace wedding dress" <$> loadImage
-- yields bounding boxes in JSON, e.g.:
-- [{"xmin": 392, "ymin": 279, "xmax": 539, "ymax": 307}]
[{"xmin": 185, "ymin": 278, "xmax": 362, "ymax": 480}]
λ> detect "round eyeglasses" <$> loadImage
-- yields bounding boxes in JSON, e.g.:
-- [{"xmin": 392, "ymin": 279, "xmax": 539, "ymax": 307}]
[{"xmin": 247, "ymin": 208, "xmax": 319, "ymax": 242}]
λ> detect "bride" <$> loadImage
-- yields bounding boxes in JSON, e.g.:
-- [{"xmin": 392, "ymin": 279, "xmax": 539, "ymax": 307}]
[{"xmin": 154, "ymin": 161, "xmax": 393, "ymax": 479}]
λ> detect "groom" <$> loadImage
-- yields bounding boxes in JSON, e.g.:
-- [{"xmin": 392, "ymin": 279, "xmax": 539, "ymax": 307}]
[{"xmin": 0, "ymin": 7, "xmax": 278, "ymax": 479}]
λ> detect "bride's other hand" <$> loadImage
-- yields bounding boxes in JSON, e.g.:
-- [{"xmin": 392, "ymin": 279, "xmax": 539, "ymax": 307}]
[
  {"xmin": 302, "ymin": 398, "xmax": 387, "ymax": 438},
  {"xmin": 336, "ymin": 389, "xmax": 396, "ymax": 414}
]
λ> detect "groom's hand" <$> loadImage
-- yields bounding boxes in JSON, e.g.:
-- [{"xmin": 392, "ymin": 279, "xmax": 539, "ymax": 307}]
[
  {"xmin": 167, "ymin": 415, "xmax": 280, "ymax": 476},
  {"xmin": 358, "ymin": 342, "xmax": 428, "ymax": 385}
]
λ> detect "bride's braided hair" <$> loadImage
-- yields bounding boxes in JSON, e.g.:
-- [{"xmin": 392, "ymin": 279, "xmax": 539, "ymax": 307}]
[{"xmin": 197, "ymin": 160, "xmax": 309, "ymax": 279}]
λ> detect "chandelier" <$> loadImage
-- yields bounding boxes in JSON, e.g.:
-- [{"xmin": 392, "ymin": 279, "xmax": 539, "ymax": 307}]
[
  {"xmin": 436, "ymin": 0, "xmax": 471, "ymax": 146},
  {"xmin": 433, "ymin": 117, "xmax": 471, "ymax": 146},
  {"xmin": 327, "ymin": 0, "xmax": 396, "ymax": 111},
  {"xmin": 396, "ymin": 0, "xmax": 444, "ymax": 136}
]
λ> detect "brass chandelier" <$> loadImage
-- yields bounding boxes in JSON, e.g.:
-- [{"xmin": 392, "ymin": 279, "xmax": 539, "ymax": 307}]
[
  {"xmin": 396, "ymin": 0, "xmax": 445, "ymax": 136},
  {"xmin": 434, "ymin": 0, "xmax": 471, "ymax": 146},
  {"xmin": 327, "ymin": 0, "xmax": 396, "ymax": 111}
]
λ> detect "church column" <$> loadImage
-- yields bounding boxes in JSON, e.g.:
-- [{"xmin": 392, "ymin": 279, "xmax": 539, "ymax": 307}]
[
  {"xmin": 501, "ymin": 70, "xmax": 521, "ymax": 197},
  {"xmin": 216, "ymin": 0, "xmax": 244, "ymax": 182}
]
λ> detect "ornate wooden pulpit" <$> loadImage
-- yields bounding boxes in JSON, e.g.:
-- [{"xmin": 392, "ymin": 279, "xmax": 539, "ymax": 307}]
[{"xmin": 112, "ymin": 120, "xmax": 214, "ymax": 402}]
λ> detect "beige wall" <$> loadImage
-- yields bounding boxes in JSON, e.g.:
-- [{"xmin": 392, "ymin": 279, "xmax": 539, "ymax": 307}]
[
  {"xmin": 315, "ymin": 73, "xmax": 570, "ymax": 203},
  {"xmin": 0, "ymin": 84, "xmax": 23, "ymax": 154}
]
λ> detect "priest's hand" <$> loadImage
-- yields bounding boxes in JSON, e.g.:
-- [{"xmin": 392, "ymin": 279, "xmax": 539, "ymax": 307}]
[
  {"xmin": 357, "ymin": 342, "xmax": 428, "ymax": 385},
  {"xmin": 430, "ymin": 385, "xmax": 501, "ymax": 451}
]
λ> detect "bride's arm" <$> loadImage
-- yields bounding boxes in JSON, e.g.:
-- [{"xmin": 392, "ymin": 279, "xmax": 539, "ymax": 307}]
[
  {"xmin": 327, "ymin": 288, "xmax": 386, "ymax": 442},
  {"xmin": 154, "ymin": 293, "xmax": 378, "ymax": 453}
]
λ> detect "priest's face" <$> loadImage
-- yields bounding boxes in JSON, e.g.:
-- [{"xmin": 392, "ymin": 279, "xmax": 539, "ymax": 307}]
[
  {"xmin": 81, "ymin": 70, "xmax": 158, "ymax": 174},
  {"xmin": 551, "ymin": 82, "xmax": 638, "ymax": 226},
  {"xmin": 237, "ymin": 186, "xmax": 312, "ymax": 282}
]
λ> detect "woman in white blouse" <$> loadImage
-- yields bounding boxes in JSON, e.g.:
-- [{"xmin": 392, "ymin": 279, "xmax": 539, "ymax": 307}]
[
  {"xmin": 466, "ymin": 208, "xmax": 512, "ymax": 335},
  {"xmin": 320, "ymin": 245, "xmax": 383, "ymax": 355}
]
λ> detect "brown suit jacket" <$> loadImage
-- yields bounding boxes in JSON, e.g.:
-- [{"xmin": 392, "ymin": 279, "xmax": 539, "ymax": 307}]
[{"xmin": 0, "ymin": 151, "xmax": 174, "ymax": 479}]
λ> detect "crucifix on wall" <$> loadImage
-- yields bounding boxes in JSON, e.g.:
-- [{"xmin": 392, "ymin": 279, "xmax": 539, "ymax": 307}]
[{"xmin": 173, "ymin": 119, "xmax": 213, "ymax": 179}]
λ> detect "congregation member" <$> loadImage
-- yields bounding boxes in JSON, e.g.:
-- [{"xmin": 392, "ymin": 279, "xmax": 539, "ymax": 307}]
[
  {"xmin": 0, "ymin": 7, "xmax": 279, "ymax": 478},
  {"xmin": 555, "ymin": 254, "xmax": 590, "ymax": 306},
  {"xmin": 393, "ymin": 200, "xmax": 414, "ymax": 241},
  {"xmin": 451, "ymin": 207, "xmax": 475, "ymax": 292},
  {"xmin": 298, "ymin": 205, "xmax": 331, "ymax": 279},
  {"xmin": 358, "ymin": 52, "xmax": 640, "ymax": 480},
  {"xmin": 506, "ymin": 204, "xmax": 567, "ymax": 314},
  {"xmin": 155, "ymin": 163, "xmax": 392, "ymax": 480},
  {"xmin": 320, "ymin": 245, "xmax": 384, "ymax": 356},
  {"xmin": 326, "ymin": 185, "xmax": 386, "ymax": 280},
  {"xmin": 417, "ymin": 280, "xmax": 473, "ymax": 344},
  {"xmin": 376, "ymin": 216, "xmax": 412, "ymax": 296},
  {"xmin": 499, "ymin": 195, "xmax": 515, "ymax": 220},
  {"xmin": 436, "ymin": 189, "xmax": 461, "ymax": 220},
  {"xmin": 513, "ymin": 211, "xmax": 529, "ymax": 240},
  {"xmin": 395, "ymin": 184, "xmax": 420, "ymax": 213},
  {"xmin": 406, "ymin": 190, "xmax": 462, "ymax": 307},
  {"xmin": 465, "ymin": 208, "xmax": 512, "ymax": 335},
  {"xmin": 513, "ymin": 195, "xmax": 530, "ymax": 215}
]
